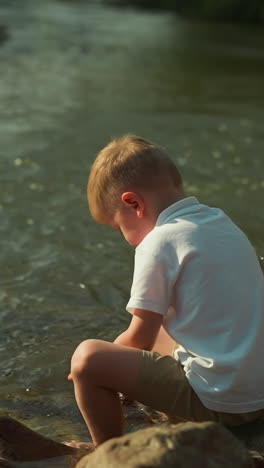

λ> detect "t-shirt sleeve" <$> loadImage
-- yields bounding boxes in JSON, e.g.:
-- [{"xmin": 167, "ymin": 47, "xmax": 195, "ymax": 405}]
[{"xmin": 126, "ymin": 242, "xmax": 178, "ymax": 316}]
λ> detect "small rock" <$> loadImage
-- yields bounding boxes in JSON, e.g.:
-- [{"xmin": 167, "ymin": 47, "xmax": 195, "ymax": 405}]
[
  {"xmin": 76, "ymin": 421, "xmax": 253, "ymax": 468},
  {"xmin": 249, "ymin": 451, "xmax": 264, "ymax": 467},
  {"xmin": 0, "ymin": 416, "xmax": 80, "ymax": 462},
  {"xmin": 0, "ymin": 458, "xmax": 15, "ymax": 468}
]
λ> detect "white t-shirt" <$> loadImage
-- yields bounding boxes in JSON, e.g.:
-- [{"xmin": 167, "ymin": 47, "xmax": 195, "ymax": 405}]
[{"xmin": 127, "ymin": 197, "xmax": 264, "ymax": 413}]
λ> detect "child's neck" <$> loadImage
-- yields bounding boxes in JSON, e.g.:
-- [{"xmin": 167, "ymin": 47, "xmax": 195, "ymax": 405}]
[{"xmin": 148, "ymin": 187, "xmax": 186, "ymax": 224}]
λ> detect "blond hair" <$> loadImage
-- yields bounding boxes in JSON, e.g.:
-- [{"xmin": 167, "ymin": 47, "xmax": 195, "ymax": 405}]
[{"xmin": 87, "ymin": 134, "xmax": 182, "ymax": 223}]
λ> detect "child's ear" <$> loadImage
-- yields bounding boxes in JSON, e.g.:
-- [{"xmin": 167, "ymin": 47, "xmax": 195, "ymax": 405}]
[{"xmin": 121, "ymin": 192, "xmax": 144, "ymax": 218}]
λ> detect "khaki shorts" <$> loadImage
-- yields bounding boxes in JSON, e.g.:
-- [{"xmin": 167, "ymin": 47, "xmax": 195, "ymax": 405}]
[{"xmin": 134, "ymin": 351, "xmax": 264, "ymax": 426}]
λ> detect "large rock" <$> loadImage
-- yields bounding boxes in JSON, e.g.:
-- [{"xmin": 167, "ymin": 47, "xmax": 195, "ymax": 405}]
[{"xmin": 76, "ymin": 421, "xmax": 254, "ymax": 468}]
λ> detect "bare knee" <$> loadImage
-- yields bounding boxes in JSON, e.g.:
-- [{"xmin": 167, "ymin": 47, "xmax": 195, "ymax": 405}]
[{"xmin": 70, "ymin": 339, "xmax": 103, "ymax": 381}]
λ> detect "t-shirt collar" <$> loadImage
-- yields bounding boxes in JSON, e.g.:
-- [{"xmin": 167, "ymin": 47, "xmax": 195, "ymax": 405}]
[{"xmin": 156, "ymin": 196, "xmax": 199, "ymax": 226}]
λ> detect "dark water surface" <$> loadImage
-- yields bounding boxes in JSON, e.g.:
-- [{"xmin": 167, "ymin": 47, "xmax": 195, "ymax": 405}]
[{"xmin": 0, "ymin": 0, "xmax": 264, "ymax": 442}]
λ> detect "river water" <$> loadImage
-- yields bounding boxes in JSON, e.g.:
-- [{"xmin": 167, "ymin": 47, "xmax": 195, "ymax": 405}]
[{"xmin": 0, "ymin": 0, "xmax": 264, "ymax": 444}]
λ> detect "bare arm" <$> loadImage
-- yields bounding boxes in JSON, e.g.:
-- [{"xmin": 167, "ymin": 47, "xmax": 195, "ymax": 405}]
[
  {"xmin": 114, "ymin": 308, "xmax": 163, "ymax": 351},
  {"xmin": 152, "ymin": 325, "xmax": 178, "ymax": 356}
]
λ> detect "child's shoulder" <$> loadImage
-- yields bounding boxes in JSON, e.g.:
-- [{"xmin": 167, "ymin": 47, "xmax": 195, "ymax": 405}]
[{"xmin": 136, "ymin": 222, "xmax": 183, "ymax": 260}]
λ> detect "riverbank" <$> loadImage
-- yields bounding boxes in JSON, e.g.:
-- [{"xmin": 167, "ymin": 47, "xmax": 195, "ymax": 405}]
[{"xmin": 103, "ymin": 0, "xmax": 264, "ymax": 23}]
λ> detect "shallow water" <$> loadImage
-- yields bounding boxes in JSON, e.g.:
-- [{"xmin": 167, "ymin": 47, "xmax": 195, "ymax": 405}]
[{"xmin": 0, "ymin": 0, "xmax": 264, "ymax": 444}]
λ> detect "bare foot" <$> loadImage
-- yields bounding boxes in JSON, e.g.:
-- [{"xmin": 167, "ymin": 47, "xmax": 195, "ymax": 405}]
[{"xmin": 64, "ymin": 440, "xmax": 95, "ymax": 452}]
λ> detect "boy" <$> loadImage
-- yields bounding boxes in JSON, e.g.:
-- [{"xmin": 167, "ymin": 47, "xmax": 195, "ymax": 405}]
[{"xmin": 69, "ymin": 134, "xmax": 264, "ymax": 447}]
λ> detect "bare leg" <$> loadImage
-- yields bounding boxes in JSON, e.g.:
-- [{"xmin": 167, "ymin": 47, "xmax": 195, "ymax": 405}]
[
  {"xmin": 152, "ymin": 326, "xmax": 178, "ymax": 356},
  {"xmin": 70, "ymin": 339, "xmax": 144, "ymax": 446}
]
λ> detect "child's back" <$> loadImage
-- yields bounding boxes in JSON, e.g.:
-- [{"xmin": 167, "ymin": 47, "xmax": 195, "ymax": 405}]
[{"xmin": 128, "ymin": 196, "xmax": 264, "ymax": 413}]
